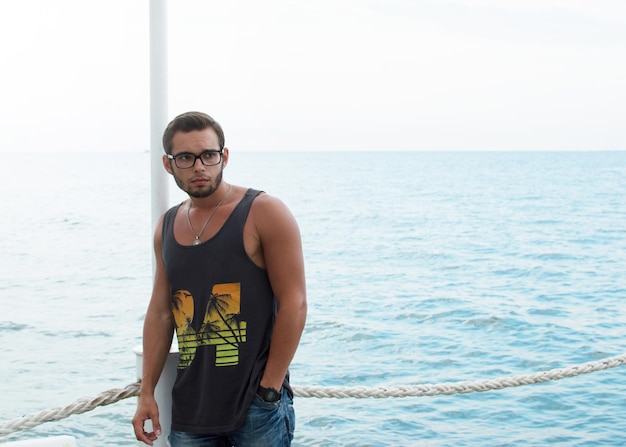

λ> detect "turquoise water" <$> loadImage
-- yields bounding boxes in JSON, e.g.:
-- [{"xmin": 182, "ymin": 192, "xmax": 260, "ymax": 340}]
[{"xmin": 1, "ymin": 151, "xmax": 625, "ymax": 446}]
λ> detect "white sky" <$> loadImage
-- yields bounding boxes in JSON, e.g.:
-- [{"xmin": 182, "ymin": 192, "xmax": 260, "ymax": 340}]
[{"xmin": 1, "ymin": 0, "xmax": 625, "ymax": 152}]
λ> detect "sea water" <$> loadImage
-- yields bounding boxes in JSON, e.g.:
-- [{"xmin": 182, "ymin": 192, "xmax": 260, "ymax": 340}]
[{"xmin": 1, "ymin": 151, "xmax": 625, "ymax": 446}]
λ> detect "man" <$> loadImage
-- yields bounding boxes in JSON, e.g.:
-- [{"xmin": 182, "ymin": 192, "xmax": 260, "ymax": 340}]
[{"xmin": 132, "ymin": 112, "xmax": 307, "ymax": 446}]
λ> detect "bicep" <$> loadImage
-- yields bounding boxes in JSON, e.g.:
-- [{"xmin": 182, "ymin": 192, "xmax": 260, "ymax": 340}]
[
  {"xmin": 258, "ymin": 198, "xmax": 306, "ymax": 306},
  {"xmin": 147, "ymin": 217, "xmax": 174, "ymax": 321}
]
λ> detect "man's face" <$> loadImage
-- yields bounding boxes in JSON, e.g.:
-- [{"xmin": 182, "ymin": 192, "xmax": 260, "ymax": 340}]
[{"xmin": 163, "ymin": 127, "xmax": 229, "ymax": 198}]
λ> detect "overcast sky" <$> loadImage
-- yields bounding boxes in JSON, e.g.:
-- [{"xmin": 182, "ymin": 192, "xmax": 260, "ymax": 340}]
[{"xmin": 1, "ymin": 0, "xmax": 625, "ymax": 152}]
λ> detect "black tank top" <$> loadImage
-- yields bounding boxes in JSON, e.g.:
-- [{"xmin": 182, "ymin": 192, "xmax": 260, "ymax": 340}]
[{"xmin": 162, "ymin": 188, "xmax": 275, "ymax": 433}]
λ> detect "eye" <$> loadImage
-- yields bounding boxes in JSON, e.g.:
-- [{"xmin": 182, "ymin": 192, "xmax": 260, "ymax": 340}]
[
  {"xmin": 177, "ymin": 153, "xmax": 195, "ymax": 162},
  {"xmin": 201, "ymin": 151, "xmax": 219, "ymax": 161}
]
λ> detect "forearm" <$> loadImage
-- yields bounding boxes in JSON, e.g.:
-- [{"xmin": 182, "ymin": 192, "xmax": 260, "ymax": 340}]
[
  {"xmin": 260, "ymin": 295, "xmax": 307, "ymax": 390},
  {"xmin": 140, "ymin": 310, "xmax": 174, "ymax": 397}
]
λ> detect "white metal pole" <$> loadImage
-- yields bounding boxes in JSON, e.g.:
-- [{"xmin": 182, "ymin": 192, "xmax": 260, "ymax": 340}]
[
  {"xmin": 137, "ymin": 2, "xmax": 174, "ymax": 447},
  {"xmin": 135, "ymin": 346, "xmax": 179, "ymax": 447},
  {"xmin": 150, "ymin": 0, "xmax": 169, "ymax": 253}
]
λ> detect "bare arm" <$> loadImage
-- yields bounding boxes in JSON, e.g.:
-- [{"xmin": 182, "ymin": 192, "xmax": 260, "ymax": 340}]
[
  {"xmin": 252, "ymin": 195, "xmax": 307, "ymax": 391},
  {"xmin": 132, "ymin": 217, "xmax": 174, "ymax": 445}
]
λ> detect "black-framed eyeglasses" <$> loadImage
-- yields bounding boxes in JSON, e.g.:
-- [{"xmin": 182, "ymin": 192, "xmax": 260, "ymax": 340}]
[{"xmin": 167, "ymin": 150, "xmax": 223, "ymax": 169}]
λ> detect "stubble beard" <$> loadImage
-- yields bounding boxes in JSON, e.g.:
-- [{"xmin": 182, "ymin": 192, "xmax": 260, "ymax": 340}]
[{"xmin": 174, "ymin": 169, "xmax": 223, "ymax": 199}]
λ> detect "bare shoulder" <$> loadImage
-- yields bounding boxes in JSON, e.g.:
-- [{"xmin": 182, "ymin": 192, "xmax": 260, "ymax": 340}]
[
  {"xmin": 251, "ymin": 191, "xmax": 289, "ymax": 210},
  {"xmin": 250, "ymin": 192, "xmax": 299, "ymax": 230},
  {"xmin": 244, "ymin": 191, "xmax": 302, "ymax": 269}
]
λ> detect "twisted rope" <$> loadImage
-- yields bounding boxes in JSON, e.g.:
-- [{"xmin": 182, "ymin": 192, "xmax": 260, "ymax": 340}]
[
  {"xmin": 294, "ymin": 352, "xmax": 626, "ymax": 398},
  {"xmin": 0, "ymin": 384, "xmax": 140, "ymax": 437},
  {"xmin": 1, "ymin": 353, "xmax": 624, "ymax": 436}
]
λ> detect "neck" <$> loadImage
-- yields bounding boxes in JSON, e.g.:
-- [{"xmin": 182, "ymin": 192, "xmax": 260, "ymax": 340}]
[{"xmin": 188, "ymin": 182, "xmax": 231, "ymax": 210}]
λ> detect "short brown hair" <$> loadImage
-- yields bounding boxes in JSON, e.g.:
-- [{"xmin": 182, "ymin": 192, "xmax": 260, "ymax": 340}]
[{"xmin": 162, "ymin": 111, "xmax": 225, "ymax": 154}]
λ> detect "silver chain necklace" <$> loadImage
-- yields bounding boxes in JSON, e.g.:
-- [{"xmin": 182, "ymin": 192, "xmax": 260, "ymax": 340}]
[{"xmin": 186, "ymin": 183, "xmax": 232, "ymax": 246}]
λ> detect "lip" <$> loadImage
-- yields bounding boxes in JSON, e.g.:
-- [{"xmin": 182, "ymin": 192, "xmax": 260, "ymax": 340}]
[{"xmin": 191, "ymin": 178, "xmax": 210, "ymax": 185}]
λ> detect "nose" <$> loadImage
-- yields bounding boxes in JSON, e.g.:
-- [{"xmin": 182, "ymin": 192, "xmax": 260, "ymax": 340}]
[{"xmin": 192, "ymin": 156, "xmax": 206, "ymax": 170}]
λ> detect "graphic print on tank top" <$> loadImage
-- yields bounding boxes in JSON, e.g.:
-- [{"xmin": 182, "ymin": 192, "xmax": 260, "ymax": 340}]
[{"xmin": 171, "ymin": 282, "xmax": 247, "ymax": 369}]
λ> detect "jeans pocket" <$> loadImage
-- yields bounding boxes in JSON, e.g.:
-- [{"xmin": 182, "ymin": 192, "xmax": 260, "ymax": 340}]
[{"xmin": 284, "ymin": 393, "xmax": 295, "ymax": 441}]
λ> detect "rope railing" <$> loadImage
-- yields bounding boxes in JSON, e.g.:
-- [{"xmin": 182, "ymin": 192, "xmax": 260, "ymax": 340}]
[
  {"xmin": 294, "ymin": 352, "xmax": 626, "ymax": 398},
  {"xmin": 1, "ymin": 352, "xmax": 625, "ymax": 437},
  {"xmin": 0, "ymin": 384, "xmax": 140, "ymax": 438}
]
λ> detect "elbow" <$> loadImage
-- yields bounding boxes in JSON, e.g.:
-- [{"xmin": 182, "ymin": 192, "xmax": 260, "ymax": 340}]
[
  {"xmin": 278, "ymin": 292, "xmax": 307, "ymax": 326},
  {"xmin": 295, "ymin": 294, "xmax": 307, "ymax": 324}
]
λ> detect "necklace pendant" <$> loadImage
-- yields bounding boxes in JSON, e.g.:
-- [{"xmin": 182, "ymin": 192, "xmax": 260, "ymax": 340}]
[{"xmin": 186, "ymin": 184, "xmax": 232, "ymax": 248}]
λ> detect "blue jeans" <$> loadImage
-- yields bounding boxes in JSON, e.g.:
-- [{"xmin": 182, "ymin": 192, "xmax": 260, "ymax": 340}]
[{"xmin": 168, "ymin": 390, "xmax": 295, "ymax": 447}]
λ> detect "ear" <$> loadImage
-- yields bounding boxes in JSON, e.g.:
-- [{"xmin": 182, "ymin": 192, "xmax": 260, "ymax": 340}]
[
  {"xmin": 222, "ymin": 147, "xmax": 230, "ymax": 169},
  {"xmin": 162, "ymin": 154, "xmax": 174, "ymax": 174}
]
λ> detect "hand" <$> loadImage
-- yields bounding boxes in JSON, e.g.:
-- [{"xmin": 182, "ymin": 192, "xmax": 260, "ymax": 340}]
[
  {"xmin": 132, "ymin": 395, "xmax": 162, "ymax": 446},
  {"xmin": 259, "ymin": 374, "xmax": 285, "ymax": 392}
]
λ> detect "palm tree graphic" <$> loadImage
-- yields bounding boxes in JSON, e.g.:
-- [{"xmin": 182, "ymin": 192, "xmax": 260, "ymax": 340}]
[
  {"xmin": 171, "ymin": 289, "xmax": 197, "ymax": 368},
  {"xmin": 200, "ymin": 284, "xmax": 247, "ymax": 367},
  {"xmin": 172, "ymin": 283, "xmax": 247, "ymax": 368},
  {"xmin": 201, "ymin": 292, "xmax": 244, "ymax": 346}
]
